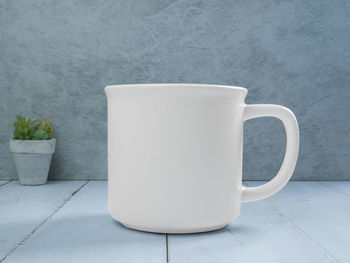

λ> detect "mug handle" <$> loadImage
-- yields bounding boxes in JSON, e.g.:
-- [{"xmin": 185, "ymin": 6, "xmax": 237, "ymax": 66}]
[{"xmin": 241, "ymin": 104, "xmax": 299, "ymax": 202}]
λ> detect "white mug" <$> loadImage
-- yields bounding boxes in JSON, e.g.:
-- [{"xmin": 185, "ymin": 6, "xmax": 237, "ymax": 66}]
[{"xmin": 105, "ymin": 84, "xmax": 299, "ymax": 234}]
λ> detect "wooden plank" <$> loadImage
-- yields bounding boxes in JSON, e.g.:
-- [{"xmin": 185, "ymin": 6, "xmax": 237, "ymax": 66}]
[
  {"xmin": 246, "ymin": 181, "xmax": 350, "ymax": 263},
  {"xmin": 168, "ymin": 182, "xmax": 332, "ymax": 263},
  {"xmin": 3, "ymin": 181, "xmax": 166, "ymax": 263},
  {"xmin": 317, "ymin": 181, "xmax": 350, "ymax": 199},
  {"xmin": 0, "ymin": 180, "xmax": 86, "ymax": 261},
  {"xmin": 0, "ymin": 181, "xmax": 10, "ymax": 187}
]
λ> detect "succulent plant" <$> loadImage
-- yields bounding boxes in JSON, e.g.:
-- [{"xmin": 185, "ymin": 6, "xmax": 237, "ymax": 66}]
[
  {"xmin": 32, "ymin": 129, "xmax": 49, "ymax": 140},
  {"xmin": 13, "ymin": 115, "xmax": 53, "ymax": 140},
  {"xmin": 36, "ymin": 120, "xmax": 53, "ymax": 138},
  {"xmin": 13, "ymin": 115, "xmax": 37, "ymax": 140}
]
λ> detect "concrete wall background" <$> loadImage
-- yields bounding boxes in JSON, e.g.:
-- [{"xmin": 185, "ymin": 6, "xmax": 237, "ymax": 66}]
[{"xmin": 1, "ymin": 0, "xmax": 349, "ymax": 180}]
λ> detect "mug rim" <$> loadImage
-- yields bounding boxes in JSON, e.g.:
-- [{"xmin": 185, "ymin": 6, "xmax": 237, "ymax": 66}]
[{"xmin": 105, "ymin": 83, "xmax": 247, "ymax": 95}]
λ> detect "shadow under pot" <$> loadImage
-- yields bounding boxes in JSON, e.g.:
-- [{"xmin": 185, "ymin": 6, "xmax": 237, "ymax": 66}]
[{"xmin": 9, "ymin": 139, "xmax": 56, "ymax": 185}]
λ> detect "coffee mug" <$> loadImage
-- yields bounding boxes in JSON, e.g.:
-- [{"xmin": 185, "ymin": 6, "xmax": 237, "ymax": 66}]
[{"xmin": 105, "ymin": 84, "xmax": 299, "ymax": 234}]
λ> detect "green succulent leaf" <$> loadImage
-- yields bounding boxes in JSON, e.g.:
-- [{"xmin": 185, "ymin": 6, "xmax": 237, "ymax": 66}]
[
  {"xmin": 32, "ymin": 129, "xmax": 49, "ymax": 140},
  {"xmin": 35, "ymin": 120, "xmax": 53, "ymax": 138},
  {"xmin": 12, "ymin": 115, "xmax": 52, "ymax": 140}
]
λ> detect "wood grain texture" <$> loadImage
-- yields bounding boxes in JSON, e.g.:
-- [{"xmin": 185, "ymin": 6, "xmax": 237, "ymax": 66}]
[
  {"xmin": 0, "ymin": 180, "xmax": 86, "ymax": 261},
  {"xmin": 0, "ymin": 181, "xmax": 9, "ymax": 187},
  {"xmin": 246, "ymin": 181, "xmax": 350, "ymax": 263},
  {"xmin": 1, "ymin": 181, "xmax": 349, "ymax": 262},
  {"xmin": 3, "ymin": 181, "xmax": 166, "ymax": 263},
  {"xmin": 168, "ymin": 183, "xmax": 334, "ymax": 263},
  {"xmin": 317, "ymin": 181, "xmax": 350, "ymax": 198}
]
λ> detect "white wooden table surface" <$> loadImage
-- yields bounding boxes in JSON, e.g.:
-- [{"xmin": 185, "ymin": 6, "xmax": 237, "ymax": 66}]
[{"xmin": 0, "ymin": 180, "xmax": 349, "ymax": 263}]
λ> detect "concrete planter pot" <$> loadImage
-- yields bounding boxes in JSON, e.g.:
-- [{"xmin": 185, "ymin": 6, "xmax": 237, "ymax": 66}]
[{"xmin": 9, "ymin": 139, "xmax": 56, "ymax": 185}]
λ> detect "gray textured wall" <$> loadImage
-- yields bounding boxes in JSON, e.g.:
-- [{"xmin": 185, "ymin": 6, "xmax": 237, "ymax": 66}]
[{"xmin": 1, "ymin": 0, "xmax": 349, "ymax": 180}]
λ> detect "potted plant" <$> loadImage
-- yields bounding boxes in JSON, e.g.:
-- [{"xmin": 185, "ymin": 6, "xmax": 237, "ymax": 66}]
[{"xmin": 9, "ymin": 115, "xmax": 56, "ymax": 185}]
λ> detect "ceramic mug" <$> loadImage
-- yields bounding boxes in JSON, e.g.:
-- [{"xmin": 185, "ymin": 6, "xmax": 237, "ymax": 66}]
[{"xmin": 105, "ymin": 84, "xmax": 299, "ymax": 234}]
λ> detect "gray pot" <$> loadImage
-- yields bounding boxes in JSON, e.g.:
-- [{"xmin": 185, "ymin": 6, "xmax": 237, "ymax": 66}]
[{"xmin": 9, "ymin": 139, "xmax": 56, "ymax": 185}]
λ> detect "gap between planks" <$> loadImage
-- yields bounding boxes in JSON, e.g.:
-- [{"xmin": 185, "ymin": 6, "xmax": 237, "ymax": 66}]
[
  {"xmin": 166, "ymin": 234, "xmax": 169, "ymax": 263},
  {"xmin": 0, "ymin": 181, "xmax": 12, "ymax": 187},
  {"xmin": 0, "ymin": 180, "xmax": 89, "ymax": 263}
]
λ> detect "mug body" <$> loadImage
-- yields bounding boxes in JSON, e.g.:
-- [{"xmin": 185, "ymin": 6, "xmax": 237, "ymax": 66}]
[{"xmin": 105, "ymin": 84, "xmax": 247, "ymax": 233}]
